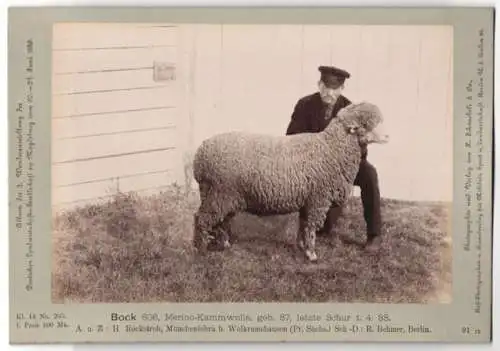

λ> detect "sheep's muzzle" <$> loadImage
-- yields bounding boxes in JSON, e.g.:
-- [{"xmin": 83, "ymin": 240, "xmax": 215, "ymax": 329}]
[{"xmin": 365, "ymin": 122, "xmax": 390, "ymax": 144}]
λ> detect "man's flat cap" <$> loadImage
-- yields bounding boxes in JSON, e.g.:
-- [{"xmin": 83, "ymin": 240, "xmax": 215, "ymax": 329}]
[
  {"xmin": 318, "ymin": 65, "xmax": 350, "ymax": 88},
  {"xmin": 318, "ymin": 65, "xmax": 351, "ymax": 79}
]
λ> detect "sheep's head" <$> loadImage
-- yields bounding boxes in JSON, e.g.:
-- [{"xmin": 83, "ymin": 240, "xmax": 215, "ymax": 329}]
[{"xmin": 337, "ymin": 101, "xmax": 389, "ymax": 145}]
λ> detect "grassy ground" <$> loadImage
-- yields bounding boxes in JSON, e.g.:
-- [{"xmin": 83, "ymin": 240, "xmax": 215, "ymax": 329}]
[{"xmin": 52, "ymin": 184, "xmax": 452, "ymax": 304}]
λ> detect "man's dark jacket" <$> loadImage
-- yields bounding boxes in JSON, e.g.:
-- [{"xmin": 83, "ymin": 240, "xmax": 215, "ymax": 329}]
[{"xmin": 286, "ymin": 92, "xmax": 367, "ymax": 158}]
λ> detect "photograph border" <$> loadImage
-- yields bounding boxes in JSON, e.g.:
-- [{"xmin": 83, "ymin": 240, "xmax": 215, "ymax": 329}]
[{"xmin": 8, "ymin": 6, "xmax": 494, "ymax": 343}]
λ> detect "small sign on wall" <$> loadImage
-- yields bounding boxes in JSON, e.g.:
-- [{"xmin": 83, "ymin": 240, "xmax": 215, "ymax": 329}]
[{"xmin": 153, "ymin": 61, "xmax": 176, "ymax": 82}]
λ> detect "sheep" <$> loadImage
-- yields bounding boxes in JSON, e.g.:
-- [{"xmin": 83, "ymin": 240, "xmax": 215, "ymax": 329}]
[{"xmin": 192, "ymin": 101, "xmax": 389, "ymax": 262}]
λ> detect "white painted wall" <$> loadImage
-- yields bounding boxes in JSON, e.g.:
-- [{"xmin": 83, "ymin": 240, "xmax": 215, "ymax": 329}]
[
  {"xmin": 51, "ymin": 23, "xmax": 453, "ymax": 209},
  {"xmin": 185, "ymin": 24, "xmax": 453, "ymax": 203},
  {"xmin": 51, "ymin": 23, "xmax": 186, "ymax": 209}
]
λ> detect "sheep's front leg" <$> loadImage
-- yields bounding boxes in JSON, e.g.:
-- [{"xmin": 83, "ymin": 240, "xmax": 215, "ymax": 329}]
[
  {"xmin": 302, "ymin": 208, "xmax": 328, "ymax": 263},
  {"xmin": 296, "ymin": 209, "xmax": 307, "ymax": 250},
  {"xmin": 303, "ymin": 229, "xmax": 317, "ymax": 262}
]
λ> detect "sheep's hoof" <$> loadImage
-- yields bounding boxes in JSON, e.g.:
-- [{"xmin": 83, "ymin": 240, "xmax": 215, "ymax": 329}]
[
  {"xmin": 206, "ymin": 236, "xmax": 231, "ymax": 252},
  {"xmin": 305, "ymin": 250, "xmax": 318, "ymax": 263}
]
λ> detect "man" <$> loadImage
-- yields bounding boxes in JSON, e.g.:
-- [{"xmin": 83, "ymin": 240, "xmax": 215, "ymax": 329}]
[{"xmin": 286, "ymin": 65, "xmax": 382, "ymax": 249}]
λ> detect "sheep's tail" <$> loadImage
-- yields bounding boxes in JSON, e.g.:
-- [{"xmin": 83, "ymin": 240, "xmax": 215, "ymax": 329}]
[
  {"xmin": 192, "ymin": 158, "xmax": 201, "ymax": 183},
  {"xmin": 192, "ymin": 142, "xmax": 205, "ymax": 184}
]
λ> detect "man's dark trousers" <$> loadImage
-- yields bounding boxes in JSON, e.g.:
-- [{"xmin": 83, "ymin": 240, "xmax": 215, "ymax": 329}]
[{"xmin": 285, "ymin": 92, "xmax": 382, "ymax": 240}]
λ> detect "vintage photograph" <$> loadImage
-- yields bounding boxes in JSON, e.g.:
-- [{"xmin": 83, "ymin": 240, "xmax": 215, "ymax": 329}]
[{"xmin": 50, "ymin": 23, "xmax": 453, "ymax": 305}]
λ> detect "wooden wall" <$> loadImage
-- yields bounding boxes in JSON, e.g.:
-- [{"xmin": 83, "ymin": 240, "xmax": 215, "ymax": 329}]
[
  {"xmin": 51, "ymin": 23, "xmax": 453, "ymax": 210},
  {"xmin": 51, "ymin": 23, "xmax": 189, "ymax": 210},
  {"xmin": 186, "ymin": 24, "xmax": 453, "ymax": 203}
]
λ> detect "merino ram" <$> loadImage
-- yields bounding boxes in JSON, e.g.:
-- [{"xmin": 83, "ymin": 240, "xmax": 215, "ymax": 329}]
[{"xmin": 192, "ymin": 101, "xmax": 389, "ymax": 262}]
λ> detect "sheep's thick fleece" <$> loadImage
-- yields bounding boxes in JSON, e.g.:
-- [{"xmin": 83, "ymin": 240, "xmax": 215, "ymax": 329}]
[
  {"xmin": 192, "ymin": 102, "xmax": 385, "ymax": 261},
  {"xmin": 193, "ymin": 124, "xmax": 361, "ymax": 215}
]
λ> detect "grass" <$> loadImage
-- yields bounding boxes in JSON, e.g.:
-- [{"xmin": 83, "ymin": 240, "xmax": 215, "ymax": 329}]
[{"xmin": 52, "ymin": 184, "xmax": 452, "ymax": 304}]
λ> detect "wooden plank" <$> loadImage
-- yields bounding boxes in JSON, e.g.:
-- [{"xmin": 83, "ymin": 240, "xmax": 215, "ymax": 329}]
[
  {"xmin": 405, "ymin": 26, "xmax": 453, "ymax": 202},
  {"xmin": 117, "ymin": 169, "xmax": 176, "ymax": 193},
  {"xmin": 52, "ymin": 46, "xmax": 176, "ymax": 75},
  {"xmin": 356, "ymin": 26, "xmax": 392, "ymax": 104},
  {"xmin": 411, "ymin": 26, "xmax": 451, "ymax": 154},
  {"xmin": 366, "ymin": 26, "xmax": 420, "ymax": 172},
  {"xmin": 52, "ymin": 149, "xmax": 181, "ymax": 187},
  {"xmin": 368, "ymin": 27, "xmax": 420, "ymax": 201},
  {"xmin": 349, "ymin": 26, "xmax": 393, "ymax": 202},
  {"xmin": 356, "ymin": 26, "xmax": 453, "ymax": 202},
  {"xmin": 326, "ymin": 25, "xmax": 364, "ymax": 100},
  {"xmin": 52, "ymin": 178, "xmax": 117, "ymax": 205},
  {"xmin": 52, "ymin": 23, "xmax": 177, "ymax": 50},
  {"xmin": 218, "ymin": 25, "xmax": 302, "ymax": 136},
  {"xmin": 52, "ymin": 107, "xmax": 178, "ymax": 139},
  {"xmin": 52, "ymin": 128, "xmax": 180, "ymax": 164},
  {"xmin": 52, "ymin": 169, "xmax": 174, "ymax": 205},
  {"xmin": 50, "ymin": 22, "xmax": 188, "ymax": 208},
  {"xmin": 52, "ymin": 85, "xmax": 178, "ymax": 118},
  {"xmin": 53, "ymin": 68, "xmax": 175, "ymax": 95},
  {"xmin": 190, "ymin": 25, "xmax": 223, "ymax": 148},
  {"xmin": 301, "ymin": 25, "xmax": 341, "ymax": 97},
  {"xmin": 184, "ymin": 24, "xmax": 456, "ymax": 201},
  {"xmin": 52, "ymin": 185, "xmax": 176, "ymax": 212},
  {"xmin": 176, "ymin": 24, "xmax": 196, "ymax": 154}
]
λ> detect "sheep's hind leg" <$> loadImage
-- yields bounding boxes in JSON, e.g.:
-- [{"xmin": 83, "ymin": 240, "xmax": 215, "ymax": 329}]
[
  {"xmin": 193, "ymin": 190, "xmax": 240, "ymax": 253},
  {"xmin": 193, "ymin": 211, "xmax": 216, "ymax": 254},
  {"xmin": 207, "ymin": 212, "xmax": 235, "ymax": 251}
]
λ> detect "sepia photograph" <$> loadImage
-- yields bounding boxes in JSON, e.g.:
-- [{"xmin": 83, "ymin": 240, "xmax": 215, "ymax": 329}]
[{"xmin": 50, "ymin": 22, "xmax": 453, "ymax": 305}]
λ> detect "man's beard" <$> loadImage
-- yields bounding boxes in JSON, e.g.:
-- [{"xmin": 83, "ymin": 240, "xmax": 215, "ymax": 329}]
[
  {"xmin": 319, "ymin": 84, "xmax": 340, "ymax": 105},
  {"xmin": 320, "ymin": 93, "xmax": 338, "ymax": 105}
]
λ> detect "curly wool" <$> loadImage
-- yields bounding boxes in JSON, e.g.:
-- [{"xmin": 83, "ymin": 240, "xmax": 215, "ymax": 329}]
[
  {"xmin": 192, "ymin": 102, "xmax": 384, "ymax": 259},
  {"xmin": 193, "ymin": 122, "xmax": 361, "ymax": 216}
]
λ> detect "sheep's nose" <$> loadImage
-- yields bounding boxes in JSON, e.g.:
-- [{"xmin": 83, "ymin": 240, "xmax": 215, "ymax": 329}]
[{"xmin": 373, "ymin": 132, "xmax": 389, "ymax": 144}]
